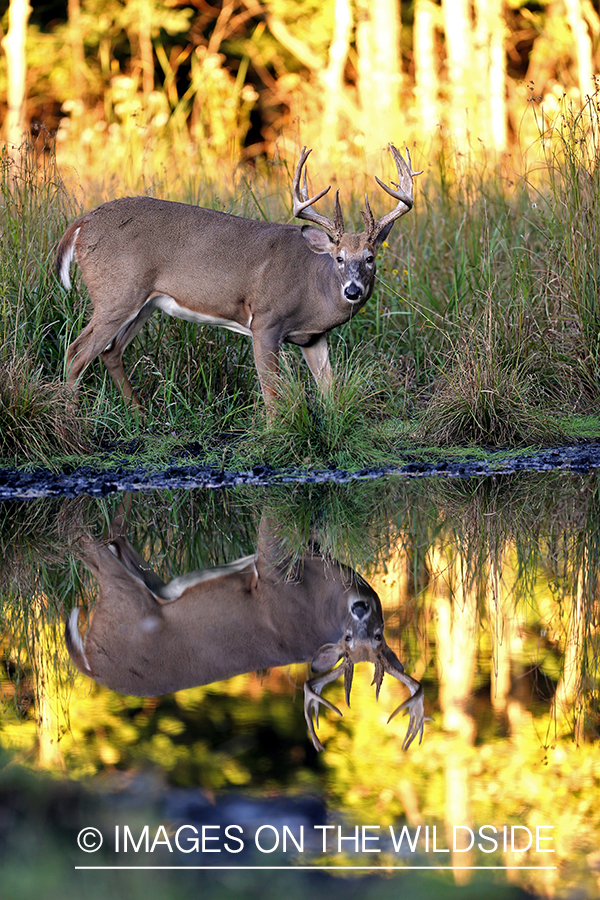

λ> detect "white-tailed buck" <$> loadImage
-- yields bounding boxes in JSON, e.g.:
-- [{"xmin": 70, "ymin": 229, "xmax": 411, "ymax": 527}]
[
  {"xmin": 56, "ymin": 145, "xmax": 418, "ymax": 415},
  {"xmin": 66, "ymin": 511, "xmax": 427, "ymax": 751}
]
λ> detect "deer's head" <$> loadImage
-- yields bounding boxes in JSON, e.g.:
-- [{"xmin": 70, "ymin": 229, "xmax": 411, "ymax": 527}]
[
  {"xmin": 293, "ymin": 144, "xmax": 420, "ymax": 307},
  {"xmin": 304, "ymin": 575, "xmax": 428, "ymax": 752}
]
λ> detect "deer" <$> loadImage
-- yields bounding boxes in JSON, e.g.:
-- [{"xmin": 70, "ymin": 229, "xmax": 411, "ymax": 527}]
[
  {"xmin": 65, "ymin": 509, "xmax": 427, "ymax": 751},
  {"xmin": 56, "ymin": 144, "xmax": 419, "ymax": 417}
]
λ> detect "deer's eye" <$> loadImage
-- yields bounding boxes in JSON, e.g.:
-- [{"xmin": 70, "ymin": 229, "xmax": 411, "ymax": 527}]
[
  {"xmin": 336, "ymin": 256, "xmax": 344, "ymax": 264},
  {"xmin": 366, "ymin": 255, "xmax": 375, "ymax": 264},
  {"xmin": 374, "ymin": 633, "xmax": 383, "ymax": 642}
]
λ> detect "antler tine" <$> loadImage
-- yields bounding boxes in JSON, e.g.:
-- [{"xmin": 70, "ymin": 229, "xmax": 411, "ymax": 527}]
[
  {"xmin": 344, "ymin": 658, "xmax": 354, "ymax": 708},
  {"xmin": 360, "ymin": 193, "xmax": 375, "ymax": 235},
  {"xmin": 371, "ymin": 657, "xmax": 385, "ymax": 702},
  {"xmin": 304, "ymin": 663, "xmax": 345, "ymax": 752},
  {"xmin": 292, "ymin": 146, "xmax": 344, "ymax": 240},
  {"xmin": 387, "ymin": 684, "xmax": 431, "ymax": 750},
  {"xmin": 370, "ymin": 144, "xmax": 423, "ymax": 241},
  {"xmin": 333, "ymin": 189, "xmax": 345, "ymax": 236},
  {"xmin": 381, "ymin": 653, "xmax": 430, "ymax": 750}
]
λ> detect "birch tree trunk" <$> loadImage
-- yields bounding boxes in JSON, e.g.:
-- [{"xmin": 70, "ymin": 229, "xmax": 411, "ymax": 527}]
[
  {"xmin": 356, "ymin": 0, "xmax": 402, "ymax": 155},
  {"xmin": 138, "ymin": 0, "xmax": 154, "ymax": 99},
  {"xmin": 565, "ymin": 0, "xmax": 594, "ymax": 100},
  {"xmin": 320, "ymin": 0, "xmax": 353, "ymax": 155},
  {"xmin": 68, "ymin": 0, "xmax": 86, "ymax": 101},
  {"xmin": 473, "ymin": 0, "xmax": 507, "ymax": 151},
  {"xmin": 441, "ymin": 0, "xmax": 473, "ymax": 144},
  {"xmin": 2, "ymin": 0, "xmax": 32, "ymax": 149},
  {"xmin": 413, "ymin": 0, "xmax": 440, "ymax": 138},
  {"xmin": 487, "ymin": 0, "xmax": 507, "ymax": 151}
]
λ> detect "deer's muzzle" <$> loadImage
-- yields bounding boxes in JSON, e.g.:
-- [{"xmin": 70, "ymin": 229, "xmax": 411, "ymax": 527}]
[
  {"xmin": 343, "ymin": 281, "xmax": 364, "ymax": 303},
  {"xmin": 350, "ymin": 599, "xmax": 371, "ymax": 620}
]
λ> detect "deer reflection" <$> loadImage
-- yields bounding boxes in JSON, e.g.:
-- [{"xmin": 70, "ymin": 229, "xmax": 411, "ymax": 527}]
[{"xmin": 66, "ymin": 508, "xmax": 426, "ymax": 751}]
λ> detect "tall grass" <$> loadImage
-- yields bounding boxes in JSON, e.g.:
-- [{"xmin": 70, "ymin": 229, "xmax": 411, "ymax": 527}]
[
  {"xmin": 375, "ymin": 91, "xmax": 600, "ymax": 446},
  {"xmin": 5, "ymin": 93, "xmax": 600, "ymax": 468},
  {"xmin": 243, "ymin": 348, "xmax": 400, "ymax": 471},
  {"xmin": 530, "ymin": 90, "xmax": 600, "ymax": 405}
]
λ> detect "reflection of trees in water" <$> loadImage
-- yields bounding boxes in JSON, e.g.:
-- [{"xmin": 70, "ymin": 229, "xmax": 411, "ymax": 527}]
[
  {"xmin": 373, "ymin": 473, "xmax": 600, "ymax": 891},
  {"xmin": 428, "ymin": 541, "xmax": 477, "ymax": 877},
  {"xmin": 2, "ymin": 476, "xmax": 600, "ymax": 891},
  {"xmin": 401, "ymin": 473, "xmax": 600, "ymax": 740}
]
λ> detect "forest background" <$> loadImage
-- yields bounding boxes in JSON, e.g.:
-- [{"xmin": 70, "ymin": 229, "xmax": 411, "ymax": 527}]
[
  {"xmin": 2, "ymin": 0, "xmax": 600, "ymax": 170},
  {"xmin": 3, "ymin": 0, "xmax": 600, "ymax": 467}
]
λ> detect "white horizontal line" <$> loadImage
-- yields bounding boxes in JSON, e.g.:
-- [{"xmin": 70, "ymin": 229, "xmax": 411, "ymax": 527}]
[{"xmin": 75, "ymin": 866, "xmax": 558, "ymax": 871}]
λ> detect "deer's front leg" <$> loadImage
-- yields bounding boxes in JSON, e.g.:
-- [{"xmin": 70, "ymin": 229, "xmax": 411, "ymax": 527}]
[
  {"xmin": 301, "ymin": 335, "xmax": 333, "ymax": 393},
  {"xmin": 252, "ymin": 328, "xmax": 282, "ymax": 422}
]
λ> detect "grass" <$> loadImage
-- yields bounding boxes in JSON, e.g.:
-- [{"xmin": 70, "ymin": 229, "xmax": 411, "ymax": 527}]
[
  {"xmin": 413, "ymin": 293, "xmax": 571, "ymax": 447},
  {"xmin": 239, "ymin": 348, "xmax": 398, "ymax": 471},
  {"xmin": 5, "ymin": 92, "xmax": 600, "ymax": 471},
  {"xmin": 0, "ymin": 352, "xmax": 88, "ymax": 465}
]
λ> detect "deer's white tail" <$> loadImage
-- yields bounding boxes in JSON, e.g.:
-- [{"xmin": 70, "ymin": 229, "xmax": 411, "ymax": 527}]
[
  {"xmin": 65, "ymin": 607, "xmax": 92, "ymax": 674},
  {"xmin": 56, "ymin": 224, "xmax": 80, "ymax": 290}
]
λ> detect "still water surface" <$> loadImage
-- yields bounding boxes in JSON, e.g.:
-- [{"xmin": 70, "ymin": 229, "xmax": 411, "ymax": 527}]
[{"xmin": 1, "ymin": 473, "xmax": 599, "ymax": 898}]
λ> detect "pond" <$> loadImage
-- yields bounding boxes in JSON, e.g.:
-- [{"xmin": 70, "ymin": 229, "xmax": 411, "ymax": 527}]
[{"xmin": 1, "ymin": 472, "xmax": 599, "ymax": 899}]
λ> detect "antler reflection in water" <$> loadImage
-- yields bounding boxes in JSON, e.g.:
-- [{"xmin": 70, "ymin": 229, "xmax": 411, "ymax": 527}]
[{"xmin": 304, "ymin": 645, "xmax": 428, "ymax": 752}]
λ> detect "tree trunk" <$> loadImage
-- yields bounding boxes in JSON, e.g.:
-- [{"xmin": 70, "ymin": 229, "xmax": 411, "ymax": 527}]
[
  {"xmin": 356, "ymin": 0, "xmax": 402, "ymax": 156},
  {"xmin": 68, "ymin": 0, "xmax": 86, "ymax": 101},
  {"xmin": 320, "ymin": 0, "xmax": 353, "ymax": 155},
  {"xmin": 474, "ymin": 0, "xmax": 507, "ymax": 151},
  {"xmin": 413, "ymin": 0, "xmax": 440, "ymax": 138},
  {"xmin": 138, "ymin": 0, "xmax": 154, "ymax": 99},
  {"xmin": 565, "ymin": 0, "xmax": 594, "ymax": 100},
  {"xmin": 488, "ymin": 1, "xmax": 507, "ymax": 151},
  {"xmin": 441, "ymin": 0, "xmax": 473, "ymax": 144},
  {"xmin": 2, "ymin": 0, "xmax": 32, "ymax": 149}
]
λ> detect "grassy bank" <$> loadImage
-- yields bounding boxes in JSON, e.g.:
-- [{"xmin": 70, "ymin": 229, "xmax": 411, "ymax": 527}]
[{"xmin": 3, "ymin": 93, "xmax": 600, "ymax": 472}]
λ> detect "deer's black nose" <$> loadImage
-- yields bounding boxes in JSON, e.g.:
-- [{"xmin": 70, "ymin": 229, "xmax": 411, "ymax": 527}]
[
  {"xmin": 351, "ymin": 600, "xmax": 370, "ymax": 619},
  {"xmin": 344, "ymin": 283, "xmax": 362, "ymax": 301}
]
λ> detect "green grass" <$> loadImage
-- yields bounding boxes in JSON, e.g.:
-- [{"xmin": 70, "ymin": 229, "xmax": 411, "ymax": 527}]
[
  {"xmin": 5, "ymin": 94, "xmax": 600, "ymax": 472},
  {"xmin": 236, "ymin": 348, "xmax": 399, "ymax": 471}
]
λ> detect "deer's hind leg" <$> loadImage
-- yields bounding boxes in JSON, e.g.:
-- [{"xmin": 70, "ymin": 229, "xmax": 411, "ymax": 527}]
[
  {"xmin": 66, "ymin": 295, "xmax": 155, "ymax": 407},
  {"xmin": 100, "ymin": 302, "xmax": 156, "ymax": 406}
]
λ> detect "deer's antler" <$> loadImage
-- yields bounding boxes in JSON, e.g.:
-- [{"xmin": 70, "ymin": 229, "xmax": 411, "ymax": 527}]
[
  {"xmin": 292, "ymin": 146, "xmax": 345, "ymax": 241},
  {"xmin": 304, "ymin": 645, "xmax": 429, "ymax": 752},
  {"xmin": 366, "ymin": 144, "xmax": 422, "ymax": 242},
  {"xmin": 381, "ymin": 651, "xmax": 431, "ymax": 750},
  {"xmin": 304, "ymin": 659, "xmax": 348, "ymax": 752}
]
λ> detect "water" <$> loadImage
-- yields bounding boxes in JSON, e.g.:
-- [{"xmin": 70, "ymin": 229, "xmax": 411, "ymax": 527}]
[{"xmin": 1, "ymin": 472, "xmax": 599, "ymax": 898}]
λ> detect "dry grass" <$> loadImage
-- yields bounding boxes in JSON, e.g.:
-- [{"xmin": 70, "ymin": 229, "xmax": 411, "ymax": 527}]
[
  {"xmin": 413, "ymin": 297, "xmax": 570, "ymax": 447},
  {"xmin": 0, "ymin": 354, "xmax": 88, "ymax": 463}
]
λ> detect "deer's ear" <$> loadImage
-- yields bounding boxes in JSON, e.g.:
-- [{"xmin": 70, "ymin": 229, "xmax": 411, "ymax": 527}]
[
  {"xmin": 382, "ymin": 642, "xmax": 405, "ymax": 673},
  {"xmin": 373, "ymin": 220, "xmax": 395, "ymax": 251},
  {"xmin": 301, "ymin": 225, "xmax": 336, "ymax": 254},
  {"xmin": 311, "ymin": 642, "xmax": 343, "ymax": 672}
]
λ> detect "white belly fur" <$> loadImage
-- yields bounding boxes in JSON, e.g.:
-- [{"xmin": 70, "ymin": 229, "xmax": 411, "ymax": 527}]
[{"xmin": 152, "ymin": 294, "xmax": 253, "ymax": 337}]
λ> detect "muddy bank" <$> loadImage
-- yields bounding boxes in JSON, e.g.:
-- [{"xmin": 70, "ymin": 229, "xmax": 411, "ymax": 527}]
[{"xmin": 2, "ymin": 441, "xmax": 600, "ymax": 500}]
